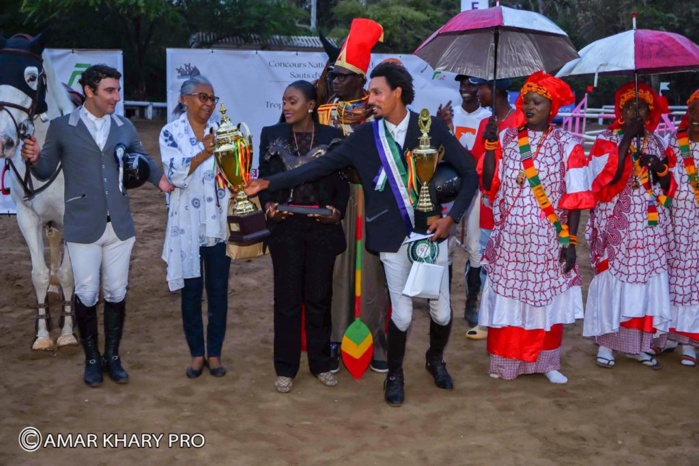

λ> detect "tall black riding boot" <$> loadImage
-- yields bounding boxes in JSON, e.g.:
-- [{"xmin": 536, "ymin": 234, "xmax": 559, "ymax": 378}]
[
  {"xmin": 464, "ymin": 266, "xmax": 482, "ymax": 326},
  {"xmin": 384, "ymin": 320, "xmax": 407, "ymax": 407},
  {"xmin": 426, "ymin": 319, "xmax": 454, "ymax": 390},
  {"xmin": 103, "ymin": 299, "xmax": 129, "ymax": 384},
  {"xmin": 75, "ymin": 296, "xmax": 103, "ymax": 387}
]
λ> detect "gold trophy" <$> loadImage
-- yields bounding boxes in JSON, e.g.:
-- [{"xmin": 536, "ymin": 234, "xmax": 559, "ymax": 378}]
[
  {"xmin": 411, "ymin": 109, "xmax": 440, "ymax": 233},
  {"xmin": 214, "ymin": 104, "xmax": 270, "ymax": 245}
]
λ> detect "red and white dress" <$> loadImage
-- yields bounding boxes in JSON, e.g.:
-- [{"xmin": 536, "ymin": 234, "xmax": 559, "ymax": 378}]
[
  {"xmin": 479, "ymin": 127, "xmax": 594, "ymax": 379},
  {"xmin": 665, "ymin": 132, "xmax": 699, "ymax": 347},
  {"xmin": 583, "ymin": 129, "xmax": 673, "ymax": 352}
]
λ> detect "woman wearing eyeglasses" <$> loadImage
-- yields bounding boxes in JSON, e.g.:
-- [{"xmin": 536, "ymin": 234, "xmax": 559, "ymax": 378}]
[{"xmin": 160, "ymin": 75, "xmax": 231, "ymax": 379}]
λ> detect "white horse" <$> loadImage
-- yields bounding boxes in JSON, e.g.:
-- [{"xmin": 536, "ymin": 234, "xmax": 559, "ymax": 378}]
[{"xmin": 0, "ymin": 34, "xmax": 77, "ymax": 350}]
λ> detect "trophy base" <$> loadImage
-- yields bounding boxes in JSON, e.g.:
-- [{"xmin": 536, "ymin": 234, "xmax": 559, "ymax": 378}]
[
  {"xmin": 413, "ymin": 209, "xmax": 441, "ymax": 235},
  {"xmin": 228, "ymin": 209, "xmax": 271, "ymax": 246},
  {"xmin": 277, "ymin": 205, "xmax": 333, "ymax": 216}
]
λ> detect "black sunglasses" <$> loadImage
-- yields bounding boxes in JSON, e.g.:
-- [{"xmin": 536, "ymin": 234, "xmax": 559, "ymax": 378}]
[{"xmin": 329, "ymin": 72, "xmax": 358, "ymax": 82}]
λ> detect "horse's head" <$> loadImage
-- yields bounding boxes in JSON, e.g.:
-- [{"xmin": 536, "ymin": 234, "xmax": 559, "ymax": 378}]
[{"xmin": 0, "ymin": 33, "xmax": 47, "ymax": 159}]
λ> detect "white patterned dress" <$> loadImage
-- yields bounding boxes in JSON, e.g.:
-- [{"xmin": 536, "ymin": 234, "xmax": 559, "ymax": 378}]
[
  {"xmin": 479, "ymin": 127, "xmax": 594, "ymax": 379},
  {"xmin": 584, "ymin": 129, "xmax": 673, "ymax": 353},
  {"xmin": 665, "ymin": 132, "xmax": 699, "ymax": 346},
  {"xmin": 159, "ymin": 113, "xmax": 230, "ymax": 292}
]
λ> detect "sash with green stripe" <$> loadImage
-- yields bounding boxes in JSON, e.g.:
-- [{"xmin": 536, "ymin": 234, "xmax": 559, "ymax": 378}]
[
  {"xmin": 517, "ymin": 125, "xmax": 569, "ymax": 246},
  {"xmin": 373, "ymin": 119, "xmax": 417, "ymax": 233},
  {"xmin": 619, "ymin": 129, "xmax": 672, "ymax": 226},
  {"xmin": 677, "ymin": 127, "xmax": 699, "ymax": 206}
]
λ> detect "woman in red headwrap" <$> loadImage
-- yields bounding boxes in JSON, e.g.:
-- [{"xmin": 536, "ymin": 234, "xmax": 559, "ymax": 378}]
[
  {"xmin": 659, "ymin": 89, "xmax": 699, "ymax": 367},
  {"xmin": 479, "ymin": 71, "xmax": 595, "ymax": 383},
  {"xmin": 583, "ymin": 82, "xmax": 674, "ymax": 369}
]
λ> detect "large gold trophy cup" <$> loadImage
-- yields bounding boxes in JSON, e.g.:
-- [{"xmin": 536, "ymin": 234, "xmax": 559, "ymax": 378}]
[
  {"xmin": 411, "ymin": 109, "xmax": 440, "ymax": 234},
  {"xmin": 215, "ymin": 104, "xmax": 270, "ymax": 245}
]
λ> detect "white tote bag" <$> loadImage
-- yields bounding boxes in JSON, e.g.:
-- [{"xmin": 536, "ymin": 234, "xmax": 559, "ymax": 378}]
[{"xmin": 402, "ymin": 261, "xmax": 445, "ymax": 300}]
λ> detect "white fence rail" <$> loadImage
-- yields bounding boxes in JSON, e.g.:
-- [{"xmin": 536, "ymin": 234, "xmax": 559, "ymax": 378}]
[
  {"xmin": 124, "ymin": 101, "xmax": 167, "ymax": 120},
  {"xmin": 558, "ymin": 95, "xmax": 687, "ymax": 144}
]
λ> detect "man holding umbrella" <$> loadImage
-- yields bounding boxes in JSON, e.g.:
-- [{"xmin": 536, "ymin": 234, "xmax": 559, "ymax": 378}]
[
  {"xmin": 466, "ymin": 77, "xmax": 519, "ymax": 340},
  {"xmin": 437, "ymin": 75, "xmax": 490, "ymax": 329}
]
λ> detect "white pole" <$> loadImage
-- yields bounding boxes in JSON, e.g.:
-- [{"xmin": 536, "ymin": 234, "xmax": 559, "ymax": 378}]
[{"xmin": 310, "ymin": 0, "xmax": 317, "ymax": 32}]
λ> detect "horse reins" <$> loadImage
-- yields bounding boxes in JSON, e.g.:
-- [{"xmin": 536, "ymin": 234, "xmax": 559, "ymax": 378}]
[{"xmin": 0, "ymin": 45, "xmax": 62, "ymax": 200}]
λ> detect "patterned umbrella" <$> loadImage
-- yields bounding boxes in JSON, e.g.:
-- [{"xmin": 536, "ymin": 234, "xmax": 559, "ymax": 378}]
[
  {"xmin": 556, "ymin": 16, "xmax": 699, "ymax": 84},
  {"xmin": 414, "ymin": 4, "xmax": 579, "ymax": 81},
  {"xmin": 556, "ymin": 15, "xmax": 699, "ymax": 148}
]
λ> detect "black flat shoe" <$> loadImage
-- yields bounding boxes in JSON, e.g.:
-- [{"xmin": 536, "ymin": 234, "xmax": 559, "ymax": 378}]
[
  {"xmin": 208, "ymin": 363, "xmax": 227, "ymax": 377},
  {"xmin": 186, "ymin": 366, "xmax": 204, "ymax": 379},
  {"xmin": 186, "ymin": 359, "xmax": 206, "ymax": 379}
]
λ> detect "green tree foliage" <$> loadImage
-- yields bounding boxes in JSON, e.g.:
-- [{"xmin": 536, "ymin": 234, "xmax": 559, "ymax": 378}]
[
  {"xmin": 181, "ymin": 0, "xmax": 305, "ymax": 47},
  {"xmin": 18, "ymin": 0, "xmax": 186, "ymax": 99},
  {"xmin": 12, "ymin": 0, "xmax": 305, "ymax": 100},
  {"xmin": 323, "ymin": 0, "xmax": 458, "ymax": 52},
  {"xmin": 4, "ymin": 0, "xmax": 698, "ymax": 105},
  {"xmin": 0, "ymin": 0, "xmax": 27, "ymax": 38}
]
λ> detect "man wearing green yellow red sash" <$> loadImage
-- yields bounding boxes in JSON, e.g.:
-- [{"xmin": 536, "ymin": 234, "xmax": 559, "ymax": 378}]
[
  {"xmin": 246, "ymin": 62, "xmax": 479, "ymax": 406},
  {"xmin": 316, "ymin": 19, "xmax": 392, "ymax": 374}
]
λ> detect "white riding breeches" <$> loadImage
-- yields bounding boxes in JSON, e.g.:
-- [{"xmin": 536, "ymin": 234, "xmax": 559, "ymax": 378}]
[
  {"xmin": 66, "ymin": 222, "xmax": 135, "ymax": 307},
  {"xmin": 380, "ymin": 240, "xmax": 451, "ymax": 332}
]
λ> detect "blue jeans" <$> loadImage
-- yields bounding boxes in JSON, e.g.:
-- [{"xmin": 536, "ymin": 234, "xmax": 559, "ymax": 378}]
[{"xmin": 181, "ymin": 242, "xmax": 231, "ymax": 358}]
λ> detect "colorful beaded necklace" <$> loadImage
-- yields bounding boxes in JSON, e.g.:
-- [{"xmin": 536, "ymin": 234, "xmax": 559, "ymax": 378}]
[
  {"xmin": 677, "ymin": 127, "xmax": 699, "ymax": 206},
  {"xmin": 517, "ymin": 125, "xmax": 569, "ymax": 246},
  {"xmin": 619, "ymin": 129, "xmax": 672, "ymax": 226}
]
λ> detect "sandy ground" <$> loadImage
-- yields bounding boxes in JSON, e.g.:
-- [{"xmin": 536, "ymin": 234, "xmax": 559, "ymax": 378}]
[{"xmin": 0, "ymin": 119, "xmax": 697, "ymax": 466}]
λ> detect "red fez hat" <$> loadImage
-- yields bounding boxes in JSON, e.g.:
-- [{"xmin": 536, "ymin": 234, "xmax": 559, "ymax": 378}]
[{"xmin": 334, "ymin": 18, "xmax": 384, "ymax": 76}]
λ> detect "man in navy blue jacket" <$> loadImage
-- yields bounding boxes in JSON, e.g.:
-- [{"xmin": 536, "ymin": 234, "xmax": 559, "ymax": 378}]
[{"xmin": 246, "ymin": 62, "xmax": 478, "ymax": 406}]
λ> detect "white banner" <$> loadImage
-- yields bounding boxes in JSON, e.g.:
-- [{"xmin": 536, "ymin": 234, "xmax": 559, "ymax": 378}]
[
  {"xmin": 461, "ymin": 0, "xmax": 489, "ymax": 10},
  {"xmin": 166, "ymin": 49, "xmax": 460, "ymax": 174},
  {"xmin": 46, "ymin": 49, "xmax": 125, "ymax": 115},
  {"xmin": 0, "ymin": 49, "xmax": 124, "ymax": 214}
]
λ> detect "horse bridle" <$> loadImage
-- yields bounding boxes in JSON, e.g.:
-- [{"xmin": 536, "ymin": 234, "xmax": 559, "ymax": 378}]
[{"xmin": 0, "ymin": 46, "xmax": 61, "ymax": 200}]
